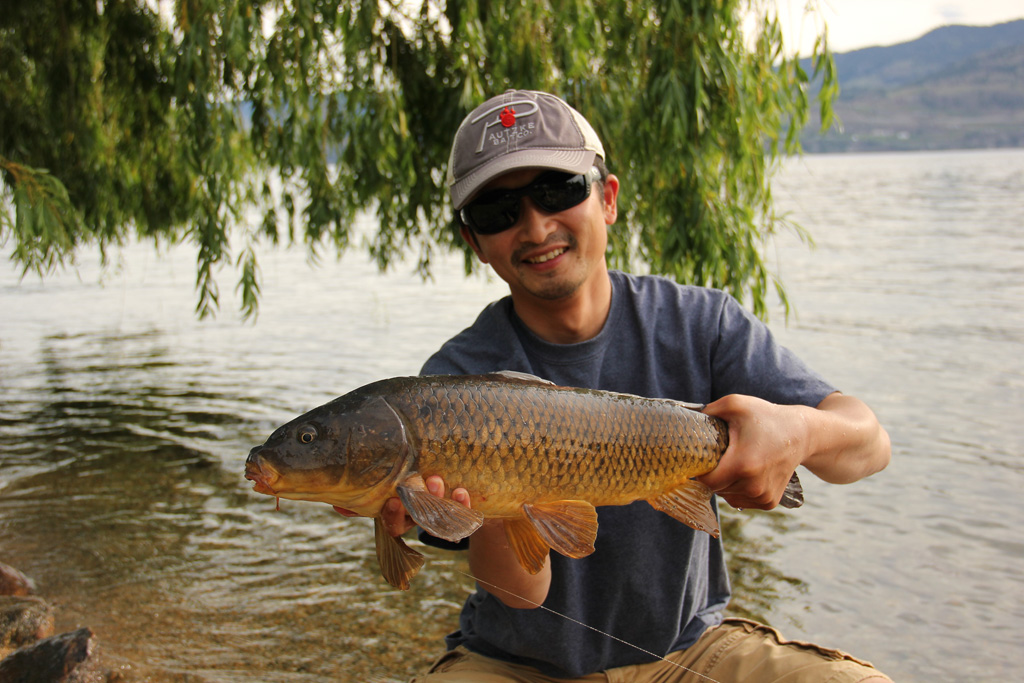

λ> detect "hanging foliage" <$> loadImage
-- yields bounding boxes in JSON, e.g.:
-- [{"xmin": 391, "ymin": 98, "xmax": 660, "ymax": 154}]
[{"xmin": 0, "ymin": 0, "xmax": 837, "ymax": 319}]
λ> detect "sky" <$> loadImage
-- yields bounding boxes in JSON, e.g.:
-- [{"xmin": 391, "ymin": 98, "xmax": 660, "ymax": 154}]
[{"xmin": 771, "ymin": 0, "xmax": 1024, "ymax": 54}]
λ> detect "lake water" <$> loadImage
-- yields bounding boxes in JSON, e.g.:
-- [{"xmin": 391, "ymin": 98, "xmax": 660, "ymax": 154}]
[{"xmin": 1, "ymin": 149, "xmax": 1022, "ymax": 682}]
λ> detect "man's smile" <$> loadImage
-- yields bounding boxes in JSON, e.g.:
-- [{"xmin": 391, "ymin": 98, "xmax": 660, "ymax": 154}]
[{"xmin": 524, "ymin": 247, "xmax": 568, "ymax": 265}]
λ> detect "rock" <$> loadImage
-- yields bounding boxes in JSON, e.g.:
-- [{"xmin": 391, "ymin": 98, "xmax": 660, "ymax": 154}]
[
  {"xmin": 0, "ymin": 564, "xmax": 35, "ymax": 597},
  {"xmin": 0, "ymin": 627, "xmax": 107, "ymax": 683},
  {"xmin": 0, "ymin": 596, "xmax": 55, "ymax": 658}
]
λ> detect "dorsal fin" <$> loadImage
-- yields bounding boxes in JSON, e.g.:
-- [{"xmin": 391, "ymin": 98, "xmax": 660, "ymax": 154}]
[{"xmin": 489, "ymin": 370, "xmax": 554, "ymax": 384}]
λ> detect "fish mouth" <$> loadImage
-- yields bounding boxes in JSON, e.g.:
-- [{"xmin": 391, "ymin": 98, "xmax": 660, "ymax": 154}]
[{"xmin": 244, "ymin": 450, "xmax": 281, "ymax": 495}]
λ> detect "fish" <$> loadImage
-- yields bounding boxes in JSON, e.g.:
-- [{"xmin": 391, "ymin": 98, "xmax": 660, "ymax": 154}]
[{"xmin": 244, "ymin": 371, "xmax": 803, "ymax": 589}]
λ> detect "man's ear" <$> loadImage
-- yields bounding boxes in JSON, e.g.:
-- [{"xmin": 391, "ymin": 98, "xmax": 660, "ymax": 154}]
[
  {"xmin": 602, "ymin": 174, "xmax": 620, "ymax": 225},
  {"xmin": 460, "ymin": 223, "xmax": 488, "ymax": 264}
]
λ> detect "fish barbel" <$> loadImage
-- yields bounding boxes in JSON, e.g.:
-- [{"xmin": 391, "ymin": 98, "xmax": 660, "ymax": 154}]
[{"xmin": 244, "ymin": 372, "xmax": 802, "ymax": 589}]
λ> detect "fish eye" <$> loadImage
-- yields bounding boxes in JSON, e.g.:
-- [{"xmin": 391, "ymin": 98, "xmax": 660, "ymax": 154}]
[{"xmin": 298, "ymin": 425, "xmax": 318, "ymax": 444}]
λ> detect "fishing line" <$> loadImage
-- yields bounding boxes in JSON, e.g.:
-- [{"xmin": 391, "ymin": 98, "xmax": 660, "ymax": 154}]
[{"xmin": 453, "ymin": 569, "xmax": 724, "ymax": 683}]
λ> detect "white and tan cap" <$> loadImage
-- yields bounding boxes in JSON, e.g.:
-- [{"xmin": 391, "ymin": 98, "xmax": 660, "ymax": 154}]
[{"xmin": 446, "ymin": 90, "xmax": 605, "ymax": 210}]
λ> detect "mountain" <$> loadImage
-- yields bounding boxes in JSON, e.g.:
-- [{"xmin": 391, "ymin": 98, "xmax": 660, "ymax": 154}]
[{"xmin": 799, "ymin": 19, "xmax": 1024, "ymax": 153}]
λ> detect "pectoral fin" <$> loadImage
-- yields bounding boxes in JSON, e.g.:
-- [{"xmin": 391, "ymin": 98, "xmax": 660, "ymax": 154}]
[
  {"xmin": 503, "ymin": 518, "xmax": 551, "ymax": 574},
  {"xmin": 522, "ymin": 500, "xmax": 599, "ymax": 559},
  {"xmin": 779, "ymin": 471, "xmax": 804, "ymax": 509},
  {"xmin": 650, "ymin": 480, "xmax": 720, "ymax": 538},
  {"xmin": 374, "ymin": 517, "xmax": 425, "ymax": 590},
  {"xmin": 397, "ymin": 474, "xmax": 484, "ymax": 543}
]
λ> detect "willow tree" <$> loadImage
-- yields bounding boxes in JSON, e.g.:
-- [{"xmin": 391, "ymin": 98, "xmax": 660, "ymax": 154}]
[{"xmin": 0, "ymin": 0, "xmax": 837, "ymax": 318}]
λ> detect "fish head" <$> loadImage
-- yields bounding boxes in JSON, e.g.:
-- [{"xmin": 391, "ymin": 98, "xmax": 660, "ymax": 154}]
[{"xmin": 245, "ymin": 391, "xmax": 410, "ymax": 514}]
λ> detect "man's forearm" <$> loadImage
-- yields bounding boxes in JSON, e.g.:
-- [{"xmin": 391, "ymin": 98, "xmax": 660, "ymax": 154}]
[
  {"xmin": 802, "ymin": 392, "xmax": 892, "ymax": 484},
  {"xmin": 469, "ymin": 521, "xmax": 552, "ymax": 609}
]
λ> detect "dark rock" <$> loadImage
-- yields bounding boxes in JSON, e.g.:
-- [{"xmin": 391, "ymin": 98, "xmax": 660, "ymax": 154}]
[
  {"xmin": 0, "ymin": 564, "xmax": 35, "ymax": 597},
  {"xmin": 0, "ymin": 596, "xmax": 55, "ymax": 657},
  {"xmin": 0, "ymin": 627, "xmax": 107, "ymax": 683}
]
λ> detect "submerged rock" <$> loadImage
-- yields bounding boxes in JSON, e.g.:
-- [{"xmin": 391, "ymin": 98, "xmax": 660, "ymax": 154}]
[
  {"xmin": 0, "ymin": 627, "xmax": 106, "ymax": 683},
  {"xmin": 0, "ymin": 564, "xmax": 36, "ymax": 597},
  {"xmin": 0, "ymin": 596, "xmax": 55, "ymax": 658},
  {"xmin": 0, "ymin": 566, "xmax": 126, "ymax": 681}
]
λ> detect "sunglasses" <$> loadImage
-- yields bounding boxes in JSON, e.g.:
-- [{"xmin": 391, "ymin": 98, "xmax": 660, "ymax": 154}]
[{"xmin": 459, "ymin": 167, "xmax": 602, "ymax": 235}]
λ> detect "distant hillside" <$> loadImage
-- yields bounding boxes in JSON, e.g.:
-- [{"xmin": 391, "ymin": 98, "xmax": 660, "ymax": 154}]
[{"xmin": 799, "ymin": 19, "xmax": 1024, "ymax": 152}]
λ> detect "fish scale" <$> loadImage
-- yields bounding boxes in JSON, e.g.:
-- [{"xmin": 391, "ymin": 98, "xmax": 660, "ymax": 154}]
[{"xmin": 385, "ymin": 376, "xmax": 726, "ymax": 504}]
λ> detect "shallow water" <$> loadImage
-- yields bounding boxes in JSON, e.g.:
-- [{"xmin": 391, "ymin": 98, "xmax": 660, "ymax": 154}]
[
  {"xmin": 761, "ymin": 149, "xmax": 1024, "ymax": 682},
  {"xmin": 1, "ymin": 149, "xmax": 1022, "ymax": 681}
]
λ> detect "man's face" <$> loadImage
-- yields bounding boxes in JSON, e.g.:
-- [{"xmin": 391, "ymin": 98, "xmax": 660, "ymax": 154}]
[{"xmin": 460, "ymin": 168, "xmax": 619, "ymax": 303}]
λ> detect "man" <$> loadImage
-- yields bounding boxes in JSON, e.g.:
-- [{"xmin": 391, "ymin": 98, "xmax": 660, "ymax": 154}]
[{"xmin": 381, "ymin": 90, "xmax": 892, "ymax": 681}]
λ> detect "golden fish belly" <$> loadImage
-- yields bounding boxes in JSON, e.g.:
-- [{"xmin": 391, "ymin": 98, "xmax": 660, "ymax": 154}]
[{"xmin": 384, "ymin": 375, "xmax": 727, "ymax": 513}]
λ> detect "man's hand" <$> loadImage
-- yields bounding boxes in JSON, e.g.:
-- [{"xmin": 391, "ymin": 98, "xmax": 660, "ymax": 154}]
[
  {"xmin": 697, "ymin": 394, "xmax": 808, "ymax": 510},
  {"xmin": 696, "ymin": 392, "xmax": 891, "ymax": 510}
]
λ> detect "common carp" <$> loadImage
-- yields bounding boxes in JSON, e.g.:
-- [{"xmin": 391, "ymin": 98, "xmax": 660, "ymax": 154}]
[{"xmin": 244, "ymin": 372, "xmax": 802, "ymax": 589}]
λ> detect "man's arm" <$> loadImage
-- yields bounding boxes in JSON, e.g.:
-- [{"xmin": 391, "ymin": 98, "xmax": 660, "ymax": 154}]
[
  {"xmin": 697, "ymin": 392, "xmax": 891, "ymax": 510},
  {"xmin": 376, "ymin": 478, "xmax": 552, "ymax": 609}
]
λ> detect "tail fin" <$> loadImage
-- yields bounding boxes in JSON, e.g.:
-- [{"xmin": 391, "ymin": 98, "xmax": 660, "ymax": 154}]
[{"xmin": 779, "ymin": 471, "xmax": 804, "ymax": 509}]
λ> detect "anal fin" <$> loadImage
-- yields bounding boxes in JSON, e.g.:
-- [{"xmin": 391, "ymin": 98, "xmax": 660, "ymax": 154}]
[
  {"xmin": 374, "ymin": 517, "xmax": 425, "ymax": 590},
  {"xmin": 522, "ymin": 500, "xmax": 598, "ymax": 560},
  {"xmin": 650, "ymin": 480, "xmax": 721, "ymax": 539},
  {"xmin": 397, "ymin": 474, "xmax": 484, "ymax": 543},
  {"xmin": 503, "ymin": 518, "xmax": 550, "ymax": 574}
]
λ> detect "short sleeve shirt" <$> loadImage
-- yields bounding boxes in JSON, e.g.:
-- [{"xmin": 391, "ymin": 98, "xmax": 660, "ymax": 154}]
[{"xmin": 419, "ymin": 271, "xmax": 835, "ymax": 677}]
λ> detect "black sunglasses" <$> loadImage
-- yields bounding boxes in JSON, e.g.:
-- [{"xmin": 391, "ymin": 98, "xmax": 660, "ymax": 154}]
[{"xmin": 459, "ymin": 167, "xmax": 602, "ymax": 235}]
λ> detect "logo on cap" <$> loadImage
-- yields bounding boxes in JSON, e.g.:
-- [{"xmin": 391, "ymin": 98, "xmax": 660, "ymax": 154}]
[{"xmin": 470, "ymin": 99, "xmax": 539, "ymax": 153}]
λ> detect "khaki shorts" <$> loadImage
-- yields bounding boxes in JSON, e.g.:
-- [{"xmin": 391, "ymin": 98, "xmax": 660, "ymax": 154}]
[{"xmin": 411, "ymin": 618, "xmax": 892, "ymax": 683}]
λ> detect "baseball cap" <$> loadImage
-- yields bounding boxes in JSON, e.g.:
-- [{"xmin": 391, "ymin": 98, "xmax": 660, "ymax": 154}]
[{"xmin": 446, "ymin": 90, "xmax": 605, "ymax": 210}]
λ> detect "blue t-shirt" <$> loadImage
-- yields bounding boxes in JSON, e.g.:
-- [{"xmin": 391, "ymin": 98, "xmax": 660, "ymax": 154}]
[{"xmin": 419, "ymin": 270, "xmax": 834, "ymax": 677}]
